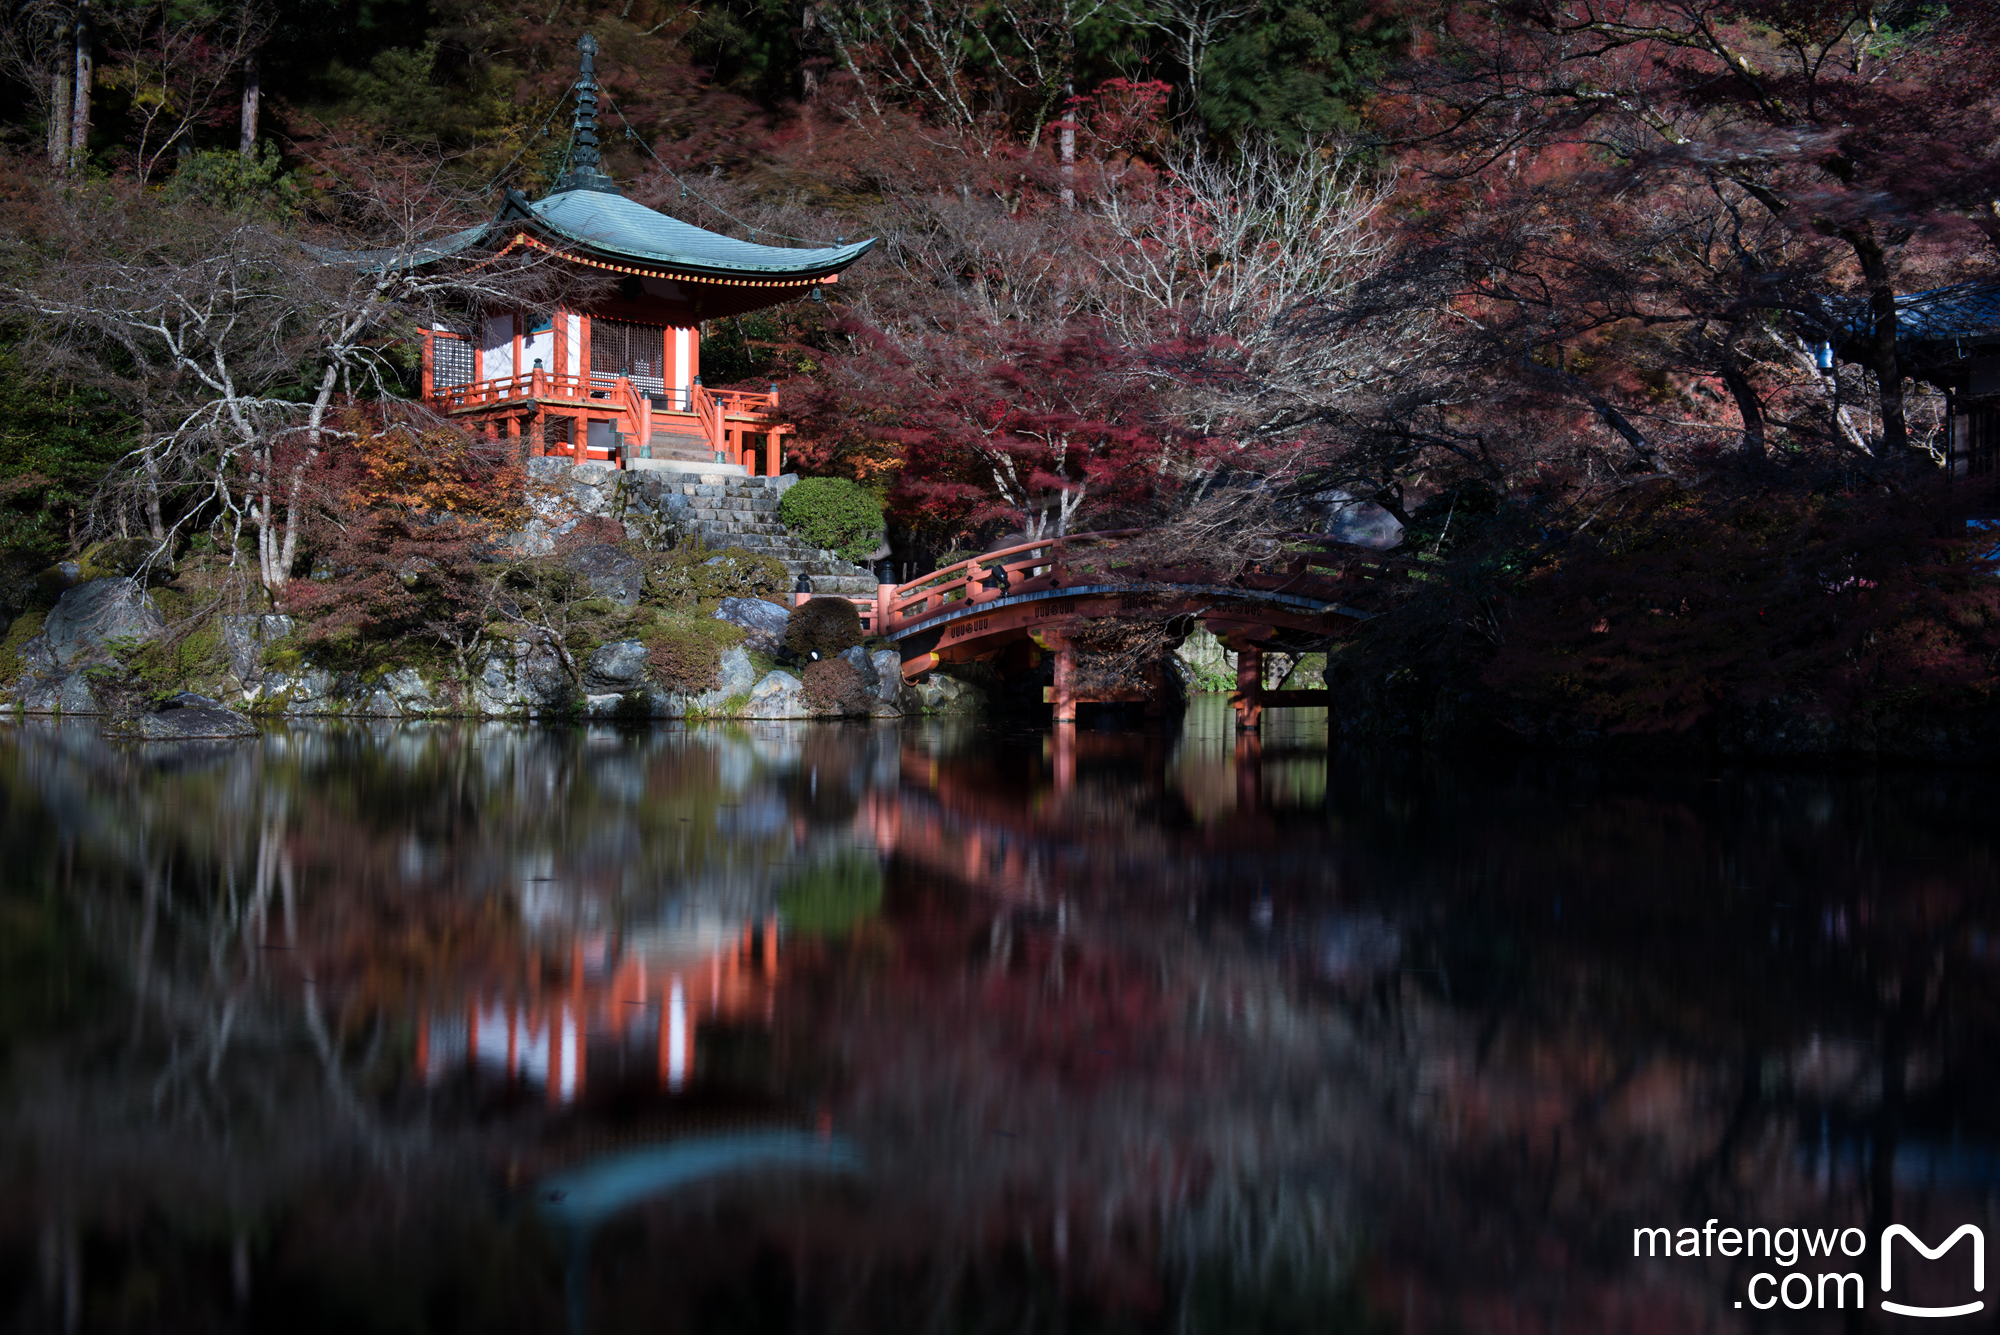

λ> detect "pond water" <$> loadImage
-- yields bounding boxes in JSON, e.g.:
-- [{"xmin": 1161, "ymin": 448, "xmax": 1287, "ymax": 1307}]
[{"xmin": 3, "ymin": 698, "xmax": 1998, "ymax": 1333}]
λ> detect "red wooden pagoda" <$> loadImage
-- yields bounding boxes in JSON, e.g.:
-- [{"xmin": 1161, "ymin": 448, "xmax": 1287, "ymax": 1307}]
[{"xmin": 415, "ymin": 34, "xmax": 873, "ymax": 474}]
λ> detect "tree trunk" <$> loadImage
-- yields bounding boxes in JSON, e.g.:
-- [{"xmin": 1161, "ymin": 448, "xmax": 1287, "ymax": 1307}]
[
  {"xmin": 1059, "ymin": 79, "xmax": 1075, "ymax": 209},
  {"xmin": 238, "ymin": 49, "xmax": 260, "ymax": 157},
  {"xmin": 47, "ymin": 59, "xmax": 71, "ymax": 169},
  {"xmin": 1843, "ymin": 223, "xmax": 1909, "ymax": 456},
  {"xmin": 141, "ymin": 442, "xmax": 165, "ymax": 542},
  {"xmin": 1719, "ymin": 325, "xmax": 1765, "ymax": 460},
  {"xmin": 68, "ymin": 2, "xmax": 90, "ymax": 173}
]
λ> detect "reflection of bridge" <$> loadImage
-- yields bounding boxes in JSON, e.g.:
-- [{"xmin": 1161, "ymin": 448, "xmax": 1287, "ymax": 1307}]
[{"xmin": 831, "ymin": 531, "xmax": 1403, "ymax": 728}]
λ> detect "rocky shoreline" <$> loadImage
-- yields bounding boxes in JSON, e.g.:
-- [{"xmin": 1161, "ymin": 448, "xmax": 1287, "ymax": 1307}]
[{"xmin": 1, "ymin": 574, "xmax": 989, "ymax": 725}]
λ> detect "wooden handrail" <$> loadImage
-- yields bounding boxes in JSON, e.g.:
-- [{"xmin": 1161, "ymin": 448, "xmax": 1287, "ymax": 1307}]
[
  {"xmin": 865, "ymin": 528, "xmax": 1414, "ymax": 636},
  {"xmin": 430, "ymin": 374, "xmax": 792, "ymax": 474},
  {"xmin": 612, "ymin": 375, "xmax": 651, "ymax": 458},
  {"xmin": 879, "ymin": 529, "xmax": 1149, "ymax": 632},
  {"xmin": 696, "ymin": 385, "xmax": 724, "ymax": 463}
]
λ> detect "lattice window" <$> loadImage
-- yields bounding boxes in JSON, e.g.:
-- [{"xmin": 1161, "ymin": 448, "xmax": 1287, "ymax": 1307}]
[
  {"xmin": 1960, "ymin": 405, "xmax": 2000, "ymax": 478},
  {"xmin": 432, "ymin": 334, "xmax": 474, "ymax": 390},
  {"xmin": 590, "ymin": 319, "xmax": 666, "ymax": 392}
]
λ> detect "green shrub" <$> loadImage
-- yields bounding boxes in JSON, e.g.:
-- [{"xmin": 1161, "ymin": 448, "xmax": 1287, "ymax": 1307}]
[
  {"xmin": 778, "ymin": 853, "xmax": 884, "ymax": 936},
  {"xmin": 646, "ymin": 542, "xmax": 788, "ymax": 608},
  {"xmin": 785, "ymin": 597, "xmax": 863, "ymax": 658},
  {"xmin": 644, "ymin": 613, "xmax": 746, "ymax": 692},
  {"xmin": 0, "ymin": 609, "xmax": 46, "ymax": 686},
  {"xmin": 165, "ymin": 143, "xmax": 300, "ymax": 221},
  {"xmin": 123, "ymin": 623, "xmax": 226, "ymax": 695},
  {"xmin": 77, "ymin": 537, "xmax": 160, "ymax": 580},
  {"xmin": 777, "ymin": 478, "xmax": 884, "ymax": 563},
  {"xmin": 802, "ymin": 657, "xmax": 874, "ymax": 715}
]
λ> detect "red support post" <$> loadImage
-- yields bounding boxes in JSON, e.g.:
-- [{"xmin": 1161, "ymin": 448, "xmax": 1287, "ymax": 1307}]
[
  {"xmin": 1232, "ymin": 642, "xmax": 1264, "ymax": 732},
  {"xmin": 876, "ymin": 581, "xmax": 897, "ymax": 635},
  {"xmin": 1052, "ymin": 635, "xmax": 1077, "ymax": 724}
]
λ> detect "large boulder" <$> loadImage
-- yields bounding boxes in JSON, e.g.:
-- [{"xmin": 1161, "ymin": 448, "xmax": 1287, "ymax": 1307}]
[
  {"xmin": 1313, "ymin": 489, "xmax": 1403, "ymax": 550},
  {"xmin": 259, "ymin": 666, "xmax": 334, "ymax": 715},
  {"xmin": 839, "ymin": 644, "xmax": 877, "ymax": 690},
  {"xmin": 43, "ymin": 577, "xmax": 165, "ymax": 667},
  {"xmin": 585, "ymin": 639, "xmax": 650, "ymax": 691},
  {"xmin": 713, "ymin": 646, "xmax": 759, "ymax": 698},
  {"xmin": 869, "ymin": 649, "xmax": 904, "ymax": 705},
  {"xmin": 739, "ymin": 669, "xmax": 810, "ymax": 719},
  {"xmin": 136, "ymin": 704, "xmax": 258, "ymax": 740},
  {"xmin": 561, "ymin": 543, "xmax": 644, "ymax": 606},
  {"xmin": 19, "ymin": 670, "xmax": 100, "ymax": 715},
  {"xmin": 713, "ymin": 597, "xmax": 793, "ymax": 656},
  {"xmin": 677, "ymin": 647, "xmax": 761, "ymax": 716},
  {"xmin": 911, "ymin": 671, "xmax": 985, "ymax": 716}
]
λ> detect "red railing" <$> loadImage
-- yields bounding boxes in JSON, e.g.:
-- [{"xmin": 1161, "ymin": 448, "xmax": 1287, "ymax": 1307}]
[
  {"xmin": 878, "ymin": 530, "xmax": 1142, "ymax": 632},
  {"xmin": 432, "ymin": 368, "xmax": 592, "ymax": 410},
  {"xmin": 429, "ymin": 369, "xmax": 791, "ymax": 474},
  {"xmin": 696, "ymin": 385, "xmax": 790, "ymax": 476},
  {"xmin": 868, "ymin": 530, "xmax": 1411, "ymax": 638}
]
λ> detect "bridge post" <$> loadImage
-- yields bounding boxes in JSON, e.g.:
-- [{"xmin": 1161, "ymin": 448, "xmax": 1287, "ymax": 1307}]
[
  {"xmin": 1232, "ymin": 643, "xmax": 1264, "ymax": 732},
  {"xmin": 1051, "ymin": 634, "xmax": 1077, "ymax": 723},
  {"xmin": 875, "ymin": 562, "xmax": 898, "ymax": 636}
]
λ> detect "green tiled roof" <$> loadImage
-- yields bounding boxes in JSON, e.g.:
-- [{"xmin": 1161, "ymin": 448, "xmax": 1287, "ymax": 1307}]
[
  {"xmin": 331, "ymin": 189, "xmax": 873, "ymax": 282},
  {"xmin": 513, "ymin": 189, "xmax": 874, "ymax": 279}
]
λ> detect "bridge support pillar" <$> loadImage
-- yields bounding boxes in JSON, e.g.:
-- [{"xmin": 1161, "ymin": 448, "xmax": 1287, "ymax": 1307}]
[
  {"xmin": 1051, "ymin": 636, "xmax": 1077, "ymax": 723},
  {"xmin": 1232, "ymin": 643, "xmax": 1264, "ymax": 732},
  {"xmin": 876, "ymin": 582, "xmax": 896, "ymax": 635}
]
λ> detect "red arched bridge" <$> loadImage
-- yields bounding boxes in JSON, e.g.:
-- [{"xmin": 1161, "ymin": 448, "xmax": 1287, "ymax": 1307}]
[{"xmin": 815, "ymin": 530, "xmax": 1405, "ymax": 728}]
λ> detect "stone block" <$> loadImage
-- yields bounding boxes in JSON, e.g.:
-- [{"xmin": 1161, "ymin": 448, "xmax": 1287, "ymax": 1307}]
[
  {"xmin": 585, "ymin": 639, "xmax": 650, "ymax": 691},
  {"xmin": 137, "ymin": 705, "xmax": 258, "ymax": 739},
  {"xmin": 739, "ymin": 669, "xmax": 810, "ymax": 718},
  {"xmin": 870, "ymin": 649, "xmax": 904, "ymax": 704},
  {"xmin": 714, "ymin": 598, "xmax": 792, "ymax": 656}
]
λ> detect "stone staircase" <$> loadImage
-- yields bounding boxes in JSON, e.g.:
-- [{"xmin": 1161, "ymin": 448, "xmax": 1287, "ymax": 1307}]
[
  {"xmin": 673, "ymin": 474, "xmax": 879, "ymax": 596},
  {"xmin": 647, "ymin": 417, "xmax": 714, "ymax": 466}
]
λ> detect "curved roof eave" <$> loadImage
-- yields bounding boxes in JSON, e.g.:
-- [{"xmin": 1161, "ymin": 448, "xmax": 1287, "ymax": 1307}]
[{"xmin": 505, "ymin": 188, "xmax": 876, "ymax": 282}]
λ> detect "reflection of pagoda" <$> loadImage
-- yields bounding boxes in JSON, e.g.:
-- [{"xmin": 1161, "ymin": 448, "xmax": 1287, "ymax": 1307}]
[{"xmin": 417, "ymin": 917, "xmax": 780, "ymax": 1104}]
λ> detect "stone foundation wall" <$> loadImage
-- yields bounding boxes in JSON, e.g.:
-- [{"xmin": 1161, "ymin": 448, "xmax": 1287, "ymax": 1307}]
[{"xmin": 2, "ymin": 572, "xmax": 992, "ymax": 724}]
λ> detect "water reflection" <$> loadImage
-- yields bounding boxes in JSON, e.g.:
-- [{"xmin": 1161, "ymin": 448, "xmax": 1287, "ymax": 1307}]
[{"xmin": 4, "ymin": 702, "xmax": 2000, "ymax": 1331}]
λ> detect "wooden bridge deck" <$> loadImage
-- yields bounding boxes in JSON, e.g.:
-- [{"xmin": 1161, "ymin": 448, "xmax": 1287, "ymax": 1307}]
[{"xmin": 820, "ymin": 529, "xmax": 1406, "ymax": 730}]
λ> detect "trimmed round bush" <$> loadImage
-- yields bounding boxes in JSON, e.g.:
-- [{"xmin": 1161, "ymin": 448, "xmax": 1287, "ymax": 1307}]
[
  {"xmin": 802, "ymin": 657, "xmax": 875, "ymax": 715},
  {"xmin": 777, "ymin": 477, "xmax": 885, "ymax": 563},
  {"xmin": 785, "ymin": 596, "xmax": 863, "ymax": 658}
]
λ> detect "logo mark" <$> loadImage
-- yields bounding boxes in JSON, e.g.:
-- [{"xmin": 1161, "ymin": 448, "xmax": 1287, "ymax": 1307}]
[{"xmin": 1882, "ymin": 1224, "xmax": 1985, "ymax": 1318}]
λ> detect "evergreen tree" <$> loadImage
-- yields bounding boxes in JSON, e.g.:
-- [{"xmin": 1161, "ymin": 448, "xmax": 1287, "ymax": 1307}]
[{"xmin": 1196, "ymin": 0, "xmax": 1396, "ymax": 144}]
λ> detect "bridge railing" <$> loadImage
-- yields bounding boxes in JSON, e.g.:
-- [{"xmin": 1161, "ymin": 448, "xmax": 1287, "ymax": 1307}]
[
  {"xmin": 879, "ymin": 530, "xmax": 1150, "ymax": 633},
  {"xmin": 868, "ymin": 529, "xmax": 1414, "ymax": 636}
]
